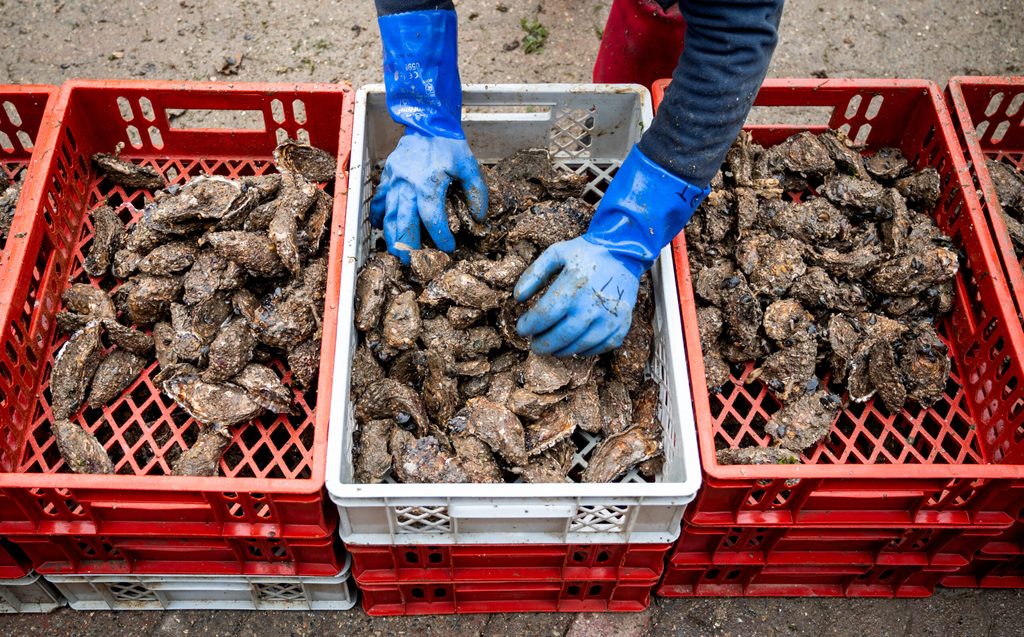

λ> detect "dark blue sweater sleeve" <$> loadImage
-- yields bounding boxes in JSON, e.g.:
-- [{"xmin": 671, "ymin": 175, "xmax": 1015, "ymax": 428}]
[
  {"xmin": 638, "ymin": 0, "xmax": 783, "ymax": 186},
  {"xmin": 376, "ymin": 0, "xmax": 454, "ymax": 15}
]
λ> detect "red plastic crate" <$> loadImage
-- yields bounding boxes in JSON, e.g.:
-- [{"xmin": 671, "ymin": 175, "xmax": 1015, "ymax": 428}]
[
  {"xmin": 359, "ymin": 575, "xmax": 658, "ymax": 615},
  {"xmin": 942, "ymin": 543, "xmax": 1024, "ymax": 588},
  {"xmin": 0, "ymin": 80, "xmax": 353, "ymax": 538},
  {"xmin": 0, "ymin": 537, "xmax": 30, "ymax": 579},
  {"xmin": 0, "ymin": 85, "xmax": 55, "ymax": 264},
  {"xmin": 946, "ymin": 77, "xmax": 1024, "ymax": 325},
  {"xmin": 348, "ymin": 543, "xmax": 671, "ymax": 584},
  {"xmin": 652, "ymin": 78, "xmax": 1024, "ymax": 528},
  {"xmin": 10, "ymin": 527, "xmax": 344, "ymax": 577}
]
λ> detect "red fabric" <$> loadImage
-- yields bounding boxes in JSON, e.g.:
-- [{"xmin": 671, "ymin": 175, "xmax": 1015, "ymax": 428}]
[{"xmin": 593, "ymin": 0, "xmax": 687, "ymax": 90}]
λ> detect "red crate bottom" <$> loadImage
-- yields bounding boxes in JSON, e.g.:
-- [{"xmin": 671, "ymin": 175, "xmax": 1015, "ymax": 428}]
[
  {"xmin": 942, "ymin": 545, "xmax": 1024, "ymax": 589},
  {"xmin": 359, "ymin": 576, "xmax": 658, "ymax": 615},
  {"xmin": 657, "ymin": 555, "xmax": 958, "ymax": 598},
  {"xmin": 670, "ymin": 522, "xmax": 1007, "ymax": 566},
  {"xmin": 12, "ymin": 530, "xmax": 344, "ymax": 577},
  {"xmin": 348, "ymin": 543, "xmax": 670, "ymax": 584},
  {"xmin": 0, "ymin": 538, "xmax": 30, "ymax": 579}
]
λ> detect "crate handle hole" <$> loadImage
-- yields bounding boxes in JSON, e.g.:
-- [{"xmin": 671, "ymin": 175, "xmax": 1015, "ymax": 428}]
[
  {"xmin": 428, "ymin": 552, "xmax": 442, "ymax": 563},
  {"xmin": 125, "ymin": 125, "xmax": 143, "ymax": 149},
  {"xmin": 588, "ymin": 585, "xmax": 602, "ymax": 596},
  {"xmin": 985, "ymin": 92, "xmax": 1005, "ymax": 117},
  {"xmin": 1006, "ymin": 93, "xmax": 1024, "ymax": 117},
  {"xmin": 271, "ymin": 99, "xmax": 286, "ymax": 124},
  {"xmin": 411, "ymin": 587, "xmax": 425, "ymax": 599},
  {"xmin": 845, "ymin": 94, "xmax": 863, "ymax": 119},
  {"xmin": 404, "ymin": 551, "xmax": 419, "ymax": 564},
  {"xmin": 433, "ymin": 587, "xmax": 447, "ymax": 598},
  {"xmin": 566, "ymin": 585, "xmax": 581, "ymax": 596},
  {"xmin": 596, "ymin": 551, "xmax": 610, "ymax": 563},
  {"xmin": 138, "ymin": 97, "xmax": 156, "ymax": 121},
  {"xmin": 992, "ymin": 121, "xmax": 1010, "ymax": 143},
  {"xmin": 572, "ymin": 551, "xmax": 586, "ymax": 563},
  {"xmin": 147, "ymin": 126, "xmax": 164, "ymax": 150},
  {"xmin": 865, "ymin": 95, "xmax": 884, "ymax": 120},
  {"xmin": 116, "ymin": 97, "xmax": 134, "ymax": 122},
  {"xmin": 167, "ymin": 109, "xmax": 266, "ymax": 131},
  {"xmin": 853, "ymin": 123, "xmax": 872, "ymax": 146},
  {"xmin": 292, "ymin": 99, "xmax": 307, "ymax": 125}
]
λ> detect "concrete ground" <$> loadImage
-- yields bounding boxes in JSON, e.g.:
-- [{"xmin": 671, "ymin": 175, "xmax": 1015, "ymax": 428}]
[{"xmin": 1, "ymin": 0, "xmax": 1023, "ymax": 634}]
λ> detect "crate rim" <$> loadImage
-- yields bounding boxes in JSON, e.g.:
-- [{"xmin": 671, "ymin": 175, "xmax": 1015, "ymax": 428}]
[
  {"xmin": 658, "ymin": 77, "xmax": 1024, "ymax": 482},
  {"xmin": 325, "ymin": 82, "xmax": 703, "ymax": 504},
  {"xmin": 945, "ymin": 75, "xmax": 1024, "ymax": 322},
  {"xmin": 0, "ymin": 78, "xmax": 356, "ymax": 494}
]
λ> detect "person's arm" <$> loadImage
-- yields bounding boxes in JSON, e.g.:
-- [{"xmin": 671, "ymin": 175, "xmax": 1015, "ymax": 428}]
[
  {"xmin": 640, "ymin": 0, "xmax": 783, "ymax": 184},
  {"xmin": 370, "ymin": 0, "xmax": 487, "ymax": 264},
  {"xmin": 516, "ymin": 0, "xmax": 783, "ymax": 356}
]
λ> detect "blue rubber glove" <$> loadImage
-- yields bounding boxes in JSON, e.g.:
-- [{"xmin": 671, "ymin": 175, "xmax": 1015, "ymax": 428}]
[
  {"xmin": 370, "ymin": 9, "xmax": 487, "ymax": 264},
  {"xmin": 515, "ymin": 146, "xmax": 710, "ymax": 357}
]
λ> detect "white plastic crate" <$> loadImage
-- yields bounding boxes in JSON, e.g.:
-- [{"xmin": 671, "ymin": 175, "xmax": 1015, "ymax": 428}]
[
  {"xmin": 0, "ymin": 573, "xmax": 65, "ymax": 613},
  {"xmin": 325, "ymin": 84, "xmax": 702, "ymax": 545},
  {"xmin": 45, "ymin": 559, "xmax": 354, "ymax": 611}
]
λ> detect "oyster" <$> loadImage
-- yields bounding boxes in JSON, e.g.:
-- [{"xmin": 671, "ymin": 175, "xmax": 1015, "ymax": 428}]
[
  {"xmin": 452, "ymin": 433, "xmax": 503, "ymax": 483},
  {"xmin": 423, "ymin": 349, "xmax": 461, "ymax": 425},
  {"xmin": 868, "ymin": 247, "xmax": 958, "ymax": 296},
  {"xmin": 101, "ymin": 318, "xmax": 154, "ymax": 355},
  {"xmin": 599, "ymin": 379, "xmax": 633, "ymax": 436},
  {"xmin": 506, "ymin": 198, "xmax": 593, "ymax": 249},
  {"xmin": 231, "ymin": 363, "xmax": 292, "ymax": 413},
  {"xmin": 351, "ymin": 345, "xmax": 385, "ymax": 399},
  {"xmin": 88, "ymin": 349, "xmax": 147, "ymax": 405},
  {"xmin": 50, "ymin": 322, "xmax": 103, "ymax": 419},
  {"xmin": 153, "ymin": 321, "xmax": 178, "ymax": 368},
  {"xmin": 987, "ymin": 158, "xmax": 1024, "ymax": 214},
  {"xmin": 202, "ymin": 318, "xmax": 256, "ymax": 383},
  {"xmin": 390, "ymin": 429, "xmax": 468, "ymax": 484},
  {"xmin": 274, "ymin": 139, "xmax": 337, "ymax": 182},
  {"xmin": 354, "ymin": 418, "xmax": 394, "ymax": 484},
  {"xmin": 162, "ymin": 372, "xmax": 264, "ymax": 428},
  {"xmin": 521, "ymin": 353, "xmax": 572, "ymax": 394},
  {"xmin": 268, "ymin": 171, "xmax": 317, "ymax": 275},
  {"xmin": 865, "ymin": 147, "xmax": 910, "ymax": 182},
  {"xmin": 93, "ymin": 149, "xmax": 165, "ymax": 189},
  {"xmin": 182, "ymin": 251, "xmax": 246, "ymax": 306},
  {"xmin": 356, "ymin": 378, "xmax": 430, "ymax": 437},
  {"xmin": 355, "ymin": 255, "xmax": 390, "ymax": 331},
  {"xmin": 126, "ymin": 275, "xmax": 183, "ymax": 325},
  {"xmin": 902, "ymin": 323, "xmax": 951, "ymax": 407},
  {"xmin": 581, "ymin": 426, "xmax": 660, "ymax": 483},
  {"xmin": 459, "ymin": 397, "xmax": 527, "ymax": 465},
  {"xmin": 420, "ymin": 269, "xmax": 504, "ymax": 311},
  {"xmin": 764, "ymin": 391, "xmax": 841, "ymax": 451},
  {"xmin": 383, "ymin": 290, "xmax": 421, "ymax": 350},
  {"xmin": 287, "ymin": 338, "xmax": 321, "ymax": 389},
  {"xmin": 137, "ymin": 241, "xmax": 198, "ymax": 274},
  {"xmin": 83, "ymin": 206, "xmax": 125, "ymax": 277},
  {"xmin": 53, "ymin": 419, "xmax": 115, "ymax": 474},
  {"xmin": 895, "ymin": 167, "xmax": 941, "ymax": 210},
  {"xmin": 509, "ymin": 388, "xmax": 566, "ymax": 420},
  {"xmin": 524, "ymin": 401, "xmax": 577, "ymax": 456},
  {"xmin": 410, "ymin": 248, "xmax": 452, "ymax": 283},
  {"xmin": 203, "ymin": 231, "xmax": 285, "ymax": 277},
  {"xmin": 717, "ymin": 446, "xmax": 800, "ymax": 466},
  {"xmin": 171, "ymin": 426, "xmax": 231, "ymax": 477},
  {"xmin": 62, "ymin": 284, "xmax": 115, "ymax": 319},
  {"xmin": 447, "ymin": 306, "xmax": 483, "ymax": 329}
]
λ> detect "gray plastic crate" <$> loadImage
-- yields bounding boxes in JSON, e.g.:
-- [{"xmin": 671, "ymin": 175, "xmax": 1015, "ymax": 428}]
[
  {"xmin": 45, "ymin": 559, "xmax": 354, "ymax": 611},
  {"xmin": 325, "ymin": 84, "xmax": 702, "ymax": 545},
  {"xmin": 0, "ymin": 572, "xmax": 64, "ymax": 613}
]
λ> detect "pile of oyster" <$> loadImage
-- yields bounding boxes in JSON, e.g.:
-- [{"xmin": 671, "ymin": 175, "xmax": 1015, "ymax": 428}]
[
  {"xmin": 352, "ymin": 149, "xmax": 663, "ymax": 484},
  {"xmin": 687, "ymin": 130, "xmax": 959, "ymax": 465},
  {"xmin": 49, "ymin": 140, "xmax": 335, "ymax": 476},
  {"xmin": 986, "ymin": 158, "xmax": 1024, "ymax": 258},
  {"xmin": 0, "ymin": 168, "xmax": 23, "ymax": 245}
]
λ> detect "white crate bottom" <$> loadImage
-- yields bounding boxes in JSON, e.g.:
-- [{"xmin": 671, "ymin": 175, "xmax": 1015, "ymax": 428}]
[
  {"xmin": 0, "ymin": 573, "xmax": 65, "ymax": 613},
  {"xmin": 326, "ymin": 84, "xmax": 702, "ymax": 546},
  {"xmin": 45, "ymin": 562, "xmax": 354, "ymax": 611}
]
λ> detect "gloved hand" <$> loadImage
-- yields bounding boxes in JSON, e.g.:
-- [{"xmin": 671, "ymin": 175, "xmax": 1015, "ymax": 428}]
[
  {"xmin": 371, "ymin": 9, "xmax": 487, "ymax": 264},
  {"xmin": 515, "ymin": 145, "xmax": 710, "ymax": 356}
]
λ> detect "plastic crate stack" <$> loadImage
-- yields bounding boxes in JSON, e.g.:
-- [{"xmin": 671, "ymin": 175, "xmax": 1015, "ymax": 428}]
[
  {"xmin": 0, "ymin": 80, "xmax": 356, "ymax": 611},
  {"xmin": 941, "ymin": 76, "xmax": 1024, "ymax": 590},
  {"xmin": 652, "ymin": 79, "xmax": 1024, "ymax": 598},
  {"xmin": 0, "ymin": 84, "xmax": 65, "ymax": 614},
  {"xmin": 325, "ymin": 84, "xmax": 703, "ymax": 615}
]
